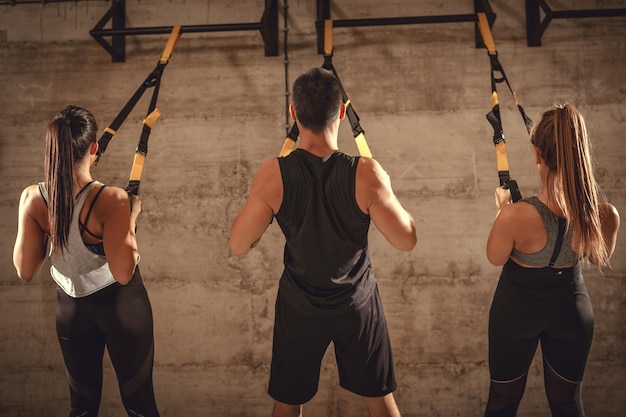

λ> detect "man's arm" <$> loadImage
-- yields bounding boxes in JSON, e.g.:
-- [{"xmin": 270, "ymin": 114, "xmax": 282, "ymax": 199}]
[
  {"xmin": 229, "ymin": 158, "xmax": 281, "ymax": 256},
  {"xmin": 357, "ymin": 157, "xmax": 416, "ymax": 251}
]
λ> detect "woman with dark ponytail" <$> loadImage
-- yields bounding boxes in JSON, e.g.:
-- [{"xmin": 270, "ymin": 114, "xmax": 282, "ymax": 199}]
[
  {"xmin": 13, "ymin": 105, "xmax": 160, "ymax": 416},
  {"xmin": 483, "ymin": 102, "xmax": 620, "ymax": 417}
]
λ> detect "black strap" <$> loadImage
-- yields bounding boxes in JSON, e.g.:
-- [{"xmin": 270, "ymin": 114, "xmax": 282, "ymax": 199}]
[
  {"xmin": 321, "ymin": 53, "xmax": 367, "ymax": 149},
  {"xmin": 79, "ymin": 185, "xmax": 107, "ymax": 240},
  {"xmin": 94, "ymin": 63, "xmax": 166, "ymax": 164},
  {"xmin": 280, "ymin": 20, "xmax": 370, "ymax": 157},
  {"xmin": 95, "ymin": 26, "xmax": 181, "ymax": 197},
  {"xmin": 548, "ymin": 218, "xmax": 567, "ymax": 267}
]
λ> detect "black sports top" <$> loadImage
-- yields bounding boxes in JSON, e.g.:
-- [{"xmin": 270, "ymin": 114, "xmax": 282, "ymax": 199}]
[{"xmin": 275, "ymin": 149, "xmax": 376, "ymax": 315}]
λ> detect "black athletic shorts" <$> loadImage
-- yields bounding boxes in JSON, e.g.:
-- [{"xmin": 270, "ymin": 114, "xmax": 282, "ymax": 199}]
[{"xmin": 268, "ymin": 285, "xmax": 397, "ymax": 405}]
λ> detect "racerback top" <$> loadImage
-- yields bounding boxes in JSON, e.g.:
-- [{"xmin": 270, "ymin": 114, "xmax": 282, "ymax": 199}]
[
  {"xmin": 511, "ymin": 196, "xmax": 579, "ymax": 267},
  {"xmin": 40, "ymin": 181, "xmax": 117, "ymax": 297}
]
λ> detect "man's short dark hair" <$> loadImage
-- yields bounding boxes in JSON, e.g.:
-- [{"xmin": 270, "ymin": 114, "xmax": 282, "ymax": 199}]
[{"xmin": 292, "ymin": 68, "xmax": 343, "ymax": 134}]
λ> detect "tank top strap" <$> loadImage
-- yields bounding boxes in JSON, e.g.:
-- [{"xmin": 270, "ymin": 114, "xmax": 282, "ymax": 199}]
[
  {"xmin": 79, "ymin": 184, "xmax": 107, "ymax": 240},
  {"xmin": 38, "ymin": 182, "xmax": 48, "ymax": 207}
]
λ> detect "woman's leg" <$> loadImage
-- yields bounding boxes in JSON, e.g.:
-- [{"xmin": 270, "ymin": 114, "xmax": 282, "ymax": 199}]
[
  {"xmin": 484, "ymin": 374, "xmax": 529, "ymax": 417},
  {"xmin": 56, "ymin": 288, "xmax": 105, "ymax": 417},
  {"xmin": 484, "ymin": 266, "xmax": 542, "ymax": 417},
  {"xmin": 542, "ymin": 360, "xmax": 585, "ymax": 417},
  {"xmin": 540, "ymin": 273, "xmax": 594, "ymax": 417},
  {"xmin": 99, "ymin": 269, "xmax": 159, "ymax": 417}
]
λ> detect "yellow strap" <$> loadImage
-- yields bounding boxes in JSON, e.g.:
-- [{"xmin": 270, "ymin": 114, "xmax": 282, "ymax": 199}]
[
  {"xmin": 104, "ymin": 127, "xmax": 117, "ymax": 136},
  {"xmin": 495, "ymin": 142, "xmax": 509, "ymax": 172},
  {"xmin": 324, "ymin": 19, "xmax": 333, "ymax": 56},
  {"xmin": 491, "ymin": 91, "xmax": 499, "ymax": 108},
  {"xmin": 129, "ymin": 153, "xmax": 146, "ymax": 182},
  {"xmin": 345, "ymin": 101, "xmax": 372, "ymax": 157},
  {"xmin": 160, "ymin": 25, "xmax": 182, "ymax": 64},
  {"xmin": 476, "ymin": 13, "xmax": 496, "ymax": 54},
  {"xmin": 144, "ymin": 109, "xmax": 162, "ymax": 127},
  {"xmin": 278, "ymin": 137, "xmax": 296, "ymax": 157},
  {"xmin": 128, "ymin": 110, "xmax": 161, "ymax": 181},
  {"xmin": 476, "ymin": 12, "xmax": 496, "ymax": 54},
  {"xmin": 512, "ymin": 91, "xmax": 521, "ymax": 107},
  {"xmin": 354, "ymin": 133, "xmax": 372, "ymax": 158}
]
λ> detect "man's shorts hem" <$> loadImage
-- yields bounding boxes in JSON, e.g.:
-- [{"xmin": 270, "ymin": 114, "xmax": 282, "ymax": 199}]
[{"xmin": 339, "ymin": 383, "xmax": 397, "ymax": 398}]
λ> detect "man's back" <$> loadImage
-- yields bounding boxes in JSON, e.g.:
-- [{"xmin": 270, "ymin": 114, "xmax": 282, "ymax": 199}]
[{"xmin": 275, "ymin": 149, "xmax": 375, "ymax": 314}]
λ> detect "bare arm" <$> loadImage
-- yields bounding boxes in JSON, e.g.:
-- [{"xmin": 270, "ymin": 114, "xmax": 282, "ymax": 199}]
[
  {"xmin": 357, "ymin": 157, "xmax": 416, "ymax": 251},
  {"xmin": 101, "ymin": 188, "xmax": 140, "ymax": 284},
  {"xmin": 229, "ymin": 158, "xmax": 280, "ymax": 256},
  {"xmin": 13, "ymin": 185, "xmax": 49, "ymax": 281},
  {"xmin": 599, "ymin": 202, "xmax": 620, "ymax": 259},
  {"xmin": 486, "ymin": 187, "xmax": 517, "ymax": 266}
]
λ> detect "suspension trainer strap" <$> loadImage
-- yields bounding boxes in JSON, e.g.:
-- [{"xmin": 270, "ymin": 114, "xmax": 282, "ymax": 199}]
[
  {"xmin": 322, "ymin": 19, "xmax": 371, "ymax": 157},
  {"xmin": 278, "ymin": 123, "xmax": 299, "ymax": 157},
  {"xmin": 278, "ymin": 20, "xmax": 372, "ymax": 157},
  {"xmin": 476, "ymin": 13, "xmax": 531, "ymax": 203},
  {"xmin": 96, "ymin": 25, "xmax": 181, "ymax": 196}
]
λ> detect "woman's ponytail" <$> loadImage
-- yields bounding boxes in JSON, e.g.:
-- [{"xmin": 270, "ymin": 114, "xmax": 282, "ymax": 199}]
[{"xmin": 43, "ymin": 106, "xmax": 97, "ymax": 253}]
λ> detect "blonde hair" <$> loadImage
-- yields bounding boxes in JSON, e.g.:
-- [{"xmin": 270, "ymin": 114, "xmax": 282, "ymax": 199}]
[{"xmin": 530, "ymin": 103, "xmax": 608, "ymax": 266}]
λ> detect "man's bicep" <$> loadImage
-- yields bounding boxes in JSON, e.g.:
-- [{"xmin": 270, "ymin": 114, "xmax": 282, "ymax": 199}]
[
  {"xmin": 229, "ymin": 195, "xmax": 274, "ymax": 255},
  {"xmin": 369, "ymin": 188, "xmax": 416, "ymax": 251}
]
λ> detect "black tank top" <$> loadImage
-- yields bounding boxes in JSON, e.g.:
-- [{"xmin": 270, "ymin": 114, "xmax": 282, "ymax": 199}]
[{"xmin": 275, "ymin": 149, "xmax": 376, "ymax": 315}]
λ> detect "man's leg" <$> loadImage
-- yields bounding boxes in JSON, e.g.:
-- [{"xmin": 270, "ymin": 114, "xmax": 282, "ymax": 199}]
[
  {"xmin": 272, "ymin": 400, "xmax": 302, "ymax": 417},
  {"xmin": 362, "ymin": 393, "xmax": 401, "ymax": 417}
]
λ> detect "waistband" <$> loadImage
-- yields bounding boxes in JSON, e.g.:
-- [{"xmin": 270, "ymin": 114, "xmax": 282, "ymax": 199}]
[{"xmin": 502, "ymin": 258, "xmax": 581, "ymax": 287}]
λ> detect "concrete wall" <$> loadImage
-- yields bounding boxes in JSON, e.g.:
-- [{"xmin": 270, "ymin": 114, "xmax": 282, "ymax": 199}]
[{"xmin": 1, "ymin": 1, "xmax": 624, "ymax": 416}]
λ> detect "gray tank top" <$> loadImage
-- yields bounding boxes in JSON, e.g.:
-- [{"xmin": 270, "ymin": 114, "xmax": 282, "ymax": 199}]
[
  {"xmin": 511, "ymin": 196, "xmax": 579, "ymax": 267},
  {"xmin": 40, "ymin": 182, "xmax": 117, "ymax": 297}
]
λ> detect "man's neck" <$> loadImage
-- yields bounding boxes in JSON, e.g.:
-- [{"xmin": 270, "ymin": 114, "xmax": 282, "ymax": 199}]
[{"xmin": 297, "ymin": 127, "xmax": 339, "ymax": 157}]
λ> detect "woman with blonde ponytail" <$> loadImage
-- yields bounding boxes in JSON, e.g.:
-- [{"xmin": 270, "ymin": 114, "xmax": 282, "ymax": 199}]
[
  {"xmin": 483, "ymin": 103, "xmax": 620, "ymax": 417},
  {"xmin": 13, "ymin": 106, "xmax": 160, "ymax": 416}
]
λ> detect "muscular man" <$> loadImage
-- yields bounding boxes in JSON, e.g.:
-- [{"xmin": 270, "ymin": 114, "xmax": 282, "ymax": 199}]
[{"xmin": 229, "ymin": 68, "xmax": 416, "ymax": 417}]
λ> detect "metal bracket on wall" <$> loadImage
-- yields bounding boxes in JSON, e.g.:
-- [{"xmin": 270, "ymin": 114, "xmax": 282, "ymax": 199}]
[
  {"xmin": 526, "ymin": 0, "xmax": 626, "ymax": 46},
  {"xmin": 315, "ymin": 0, "xmax": 497, "ymax": 54},
  {"xmin": 90, "ymin": 0, "xmax": 278, "ymax": 62}
]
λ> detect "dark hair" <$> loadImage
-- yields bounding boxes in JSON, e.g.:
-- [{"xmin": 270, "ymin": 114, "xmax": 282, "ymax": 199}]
[
  {"xmin": 44, "ymin": 105, "xmax": 98, "ymax": 252},
  {"xmin": 530, "ymin": 102, "xmax": 607, "ymax": 265},
  {"xmin": 292, "ymin": 68, "xmax": 343, "ymax": 134}
]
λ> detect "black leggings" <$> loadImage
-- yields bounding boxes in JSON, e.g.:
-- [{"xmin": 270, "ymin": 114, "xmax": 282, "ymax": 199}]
[
  {"xmin": 56, "ymin": 267, "xmax": 159, "ymax": 417},
  {"xmin": 485, "ymin": 260, "xmax": 594, "ymax": 417}
]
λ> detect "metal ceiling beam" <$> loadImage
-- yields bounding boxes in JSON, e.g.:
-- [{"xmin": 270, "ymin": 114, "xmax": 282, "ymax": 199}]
[
  {"xmin": 526, "ymin": 0, "xmax": 626, "ymax": 46},
  {"xmin": 315, "ymin": 0, "xmax": 496, "ymax": 54},
  {"xmin": 0, "ymin": 0, "xmax": 106, "ymax": 4},
  {"xmin": 90, "ymin": 0, "xmax": 279, "ymax": 62}
]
